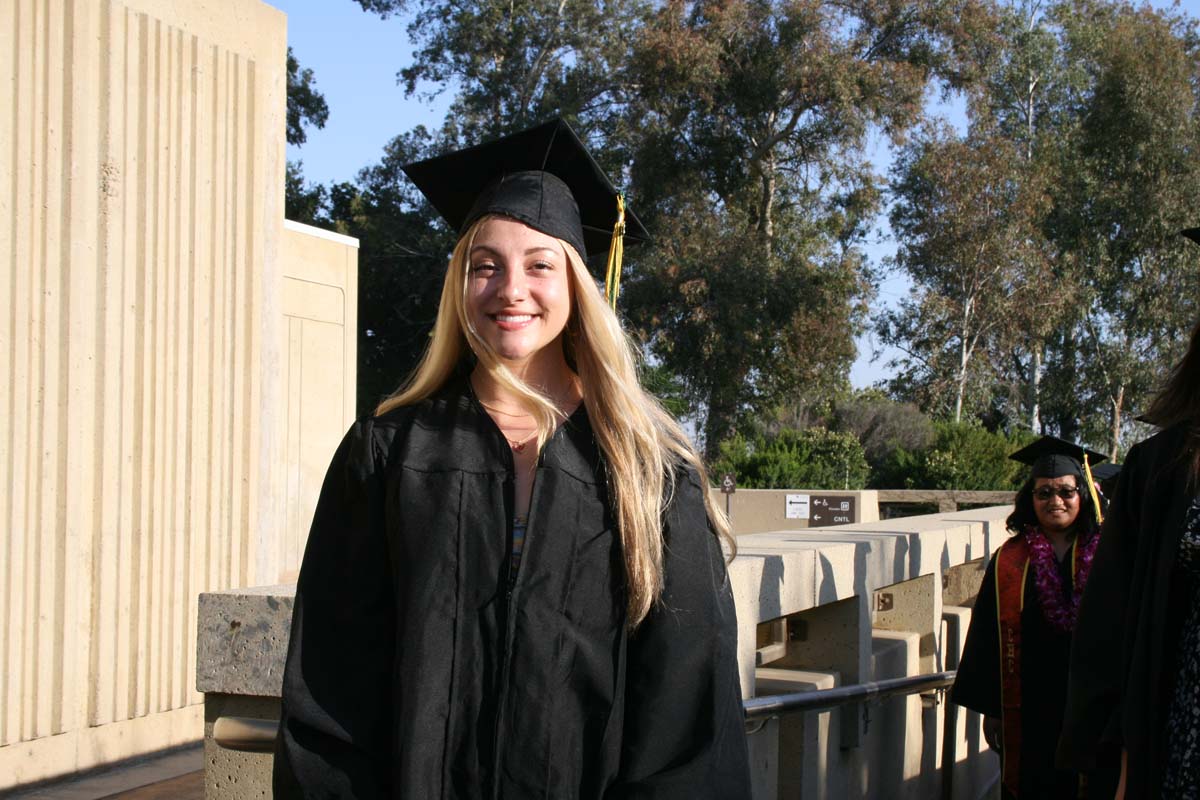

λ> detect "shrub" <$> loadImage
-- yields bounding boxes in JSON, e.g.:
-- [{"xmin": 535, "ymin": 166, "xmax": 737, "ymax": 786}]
[
  {"xmin": 712, "ymin": 427, "xmax": 870, "ymax": 490},
  {"xmin": 893, "ymin": 421, "xmax": 1034, "ymax": 491}
]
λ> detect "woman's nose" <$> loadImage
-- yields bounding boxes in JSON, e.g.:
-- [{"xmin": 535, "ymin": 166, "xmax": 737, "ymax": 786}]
[{"xmin": 497, "ymin": 266, "xmax": 527, "ymax": 302}]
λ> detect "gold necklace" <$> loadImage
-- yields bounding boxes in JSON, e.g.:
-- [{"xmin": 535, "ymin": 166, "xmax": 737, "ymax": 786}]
[
  {"xmin": 475, "ymin": 400, "xmax": 537, "ymax": 452},
  {"xmin": 507, "ymin": 431, "xmax": 536, "ymax": 453},
  {"xmin": 477, "ymin": 399, "xmax": 528, "ymax": 417}
]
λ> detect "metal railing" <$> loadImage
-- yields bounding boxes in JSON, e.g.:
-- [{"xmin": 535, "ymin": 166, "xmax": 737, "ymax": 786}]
[{"xmin": 742, "ymin": 669, "xmax": 956, "ymax": 720}]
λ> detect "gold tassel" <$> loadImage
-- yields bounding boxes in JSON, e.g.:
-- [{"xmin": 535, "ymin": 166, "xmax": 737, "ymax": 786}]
[
  {"xmin": 1083, "ymin": 453, "xmax": 1104, "ymax": 526},
  {"xmin": 605, "ymin": 194, "xmax": 626, "ymax": 310}
]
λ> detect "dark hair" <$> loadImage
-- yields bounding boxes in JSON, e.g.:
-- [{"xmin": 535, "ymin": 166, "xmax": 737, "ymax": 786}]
[
  {"xmin": 1006, "ymin": 473, "xmax": 1101, "ymax": 537},
  {"xmin": 1143, "ymin": 315, "xmax": 1200, "ymax": 486}
]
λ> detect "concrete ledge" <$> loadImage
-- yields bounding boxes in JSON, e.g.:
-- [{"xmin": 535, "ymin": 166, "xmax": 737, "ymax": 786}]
[{"xmin": 196, "ymin": 585, "xmax": 296, "ymax": 697}]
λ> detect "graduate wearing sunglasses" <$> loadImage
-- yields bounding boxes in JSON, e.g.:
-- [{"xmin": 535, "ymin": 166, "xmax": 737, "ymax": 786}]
[{"xmin": 952, "ymin": 436, "xmax": 1118, "ymax": 799}]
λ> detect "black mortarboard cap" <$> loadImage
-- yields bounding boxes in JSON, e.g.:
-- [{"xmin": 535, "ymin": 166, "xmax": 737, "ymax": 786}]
[
  {"xmin": 1182, "ymin": 227, "xmax": 1200, "ymax": 245},
  {"xmin": 401, "ymin": 119, "xmax": 648, "ymax": 269},
  {"xmin": 1009, "ymin": 435, "xmax": 1108, "ymax": 479}
]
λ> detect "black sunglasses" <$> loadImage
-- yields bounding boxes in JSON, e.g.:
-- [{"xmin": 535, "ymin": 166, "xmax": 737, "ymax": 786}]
[{"xmin": 1033, "ymin": 486, "xmax": 1081, "ymax": 501}]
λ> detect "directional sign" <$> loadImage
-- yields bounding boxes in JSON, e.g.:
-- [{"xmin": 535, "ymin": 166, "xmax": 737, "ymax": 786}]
[
  {"xmin": 809, "ymin": 495, "xmax": 856, "ymax": 527},
  {"xmin": 720, "ymin": 473, "xmax": 736, "ymax": 494},
  {"xmin": 785, "ymin": 494, "xmax": 810, "ymax": 520}
]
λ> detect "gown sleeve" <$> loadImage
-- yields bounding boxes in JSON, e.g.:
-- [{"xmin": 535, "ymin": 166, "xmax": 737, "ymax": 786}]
[
  {"xmin": 273, "ymin": 419, "xmax": 396, "ymax": 799},
  {"xmin": 1057, "ymin": 444, "xmax": 1143, "ymax": 769},
  {"xmin": 609, "ymin": 472, "xmax": 752, "ymax": 800},
  {"xmin": 950, "ymin": 555, "xmax": 1001, "ymax": 719}
]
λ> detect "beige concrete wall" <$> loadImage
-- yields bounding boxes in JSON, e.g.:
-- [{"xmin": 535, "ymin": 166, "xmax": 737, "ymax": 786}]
[
  {"xmin": 713, "ymin": 488, "xmax": 881, "ymax": 535},
  {"xmin": 0, "ymin": 0, "xmax": 290, "ymax": 787},
  {"xmin": 278, "ymin": 220, "xmax": 358, "ymax": 582}
]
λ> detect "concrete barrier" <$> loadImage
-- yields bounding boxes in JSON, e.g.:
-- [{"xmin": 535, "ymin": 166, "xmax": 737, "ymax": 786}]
[
  {"xmin": 713, "ymin": 488, "xmax": 880, "ymax": 534},
  {"xmin": 196, "ymin": 505, "xmax": 1008, "ymax": 799}
]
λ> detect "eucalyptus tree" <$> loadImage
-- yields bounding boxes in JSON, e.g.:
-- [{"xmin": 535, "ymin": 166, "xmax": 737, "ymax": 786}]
[
  {"xmin": 880, "ymin": 124, "xmax": 1051, "ymax": 423},
  {"xmin": 1051, "ymin": 2, "xmax": 1200, "ymax": 456},
  {"xmin": 619, "ymin": 0, "xmax": 979, "ymax": 455}
]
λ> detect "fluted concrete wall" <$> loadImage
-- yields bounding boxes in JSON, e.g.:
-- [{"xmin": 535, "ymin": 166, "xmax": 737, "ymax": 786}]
[{"xmin": 0, "ymin": 0, "xmax": 288, "ymax": 786}]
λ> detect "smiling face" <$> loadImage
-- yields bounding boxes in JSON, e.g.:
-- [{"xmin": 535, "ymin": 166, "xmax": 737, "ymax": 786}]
[
  {"xmin": 465, "ymin": 216, "xmax": 573, "ymax": 371},
  {"xmin": 1032, "ymin": 475, "xmax": 1082, "ymax": 534}
]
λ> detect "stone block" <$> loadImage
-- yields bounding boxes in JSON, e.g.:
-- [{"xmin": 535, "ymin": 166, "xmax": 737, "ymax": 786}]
[
  {"xmin": 943, "ymin": 559, "xmax": 988, "ymax": 609},
  {"xmin": 745, "ymin": 716, "xmax": 780, "ymax": 800},
  {"xmin": 204, "ymin": 694, "xmax": 280, "ymax": 800},
  {"xmin": 196, "ymin": 586, "xmax": 295, "ymax": 697},
  {"xmin": 868, "ymin": 632, "xmax": 925, "ymax": 798},
  {"xmin": 942, "ymin": 605, "xmax": 1001, "ymax": 800},
  {"xmin": 754, "ymin": 668, "xmax": 839, "ymax": 800},
  {"xmin": 872, "ymin": 573, "xmax": 941, "ymax": 673}
]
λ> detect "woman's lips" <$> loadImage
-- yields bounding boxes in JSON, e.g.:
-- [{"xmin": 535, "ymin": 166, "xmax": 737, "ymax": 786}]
[{"xmin": 491, "ymin": 313, "xmax": 536, "ymax": 331}]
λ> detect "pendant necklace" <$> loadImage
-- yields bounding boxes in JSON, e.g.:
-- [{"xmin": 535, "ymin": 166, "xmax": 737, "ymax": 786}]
[
  {"xmin": 477, "ymin": 399, "xmax": 537, "ymax": 453},
  {"xmin": 508, "ymin": 432, "xmax": 536, "ymax": 453}
]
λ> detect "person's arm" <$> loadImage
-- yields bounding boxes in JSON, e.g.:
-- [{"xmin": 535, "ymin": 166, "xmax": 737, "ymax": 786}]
[
  {"xmin": 273, "ymin": 419, "xmax": 396, "ymax": 799},
  {"xmin": 609, "ymin": 472, "xmax": 751, "ymax": 800},
  {"xmin": 1057, "ymin": 444, "xmax": 1142, "ymax": 770}
]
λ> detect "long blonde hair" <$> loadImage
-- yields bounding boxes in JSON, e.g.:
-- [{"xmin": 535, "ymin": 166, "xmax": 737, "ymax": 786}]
[{"xmin": 376, "ymin": 215, "xmax": 734, "ymax": 626}]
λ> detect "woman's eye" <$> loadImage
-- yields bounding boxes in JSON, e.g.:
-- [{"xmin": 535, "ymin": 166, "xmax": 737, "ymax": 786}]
[
  {"xmin": 471, "ymin": 262, "xmax": 498, "ymax": 274},
  {"xmin": 530, "ymin": 261, "xmax": 554, "ymax": 271}
]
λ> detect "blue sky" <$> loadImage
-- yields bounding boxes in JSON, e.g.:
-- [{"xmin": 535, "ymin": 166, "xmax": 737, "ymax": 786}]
[{"xmin": 268, "ymin": 0, "xmax": 1199, "ymax": 389}]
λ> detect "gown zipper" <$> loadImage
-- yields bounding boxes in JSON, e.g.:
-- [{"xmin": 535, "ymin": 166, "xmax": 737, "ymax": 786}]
[{"xmin": 491, "ymin": 426, "xmax": 551, "ymax": 798}]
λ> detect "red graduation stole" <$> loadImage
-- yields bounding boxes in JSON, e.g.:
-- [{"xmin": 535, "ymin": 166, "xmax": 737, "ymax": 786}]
[{"xmin": 994, "ymin": 537, "xmax": 1031, "ymax": 797}]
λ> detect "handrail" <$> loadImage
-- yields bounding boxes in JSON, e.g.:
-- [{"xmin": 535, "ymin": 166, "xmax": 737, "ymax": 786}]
[
  {"xmin": 213, "ymin": 671, "xmax": 958, "ymax": 753},
  {"xmin": 213, "ymin": 716, "xmax": 278, "ymax": 753},
  {"xmin": 742, "ymin": 670, "xmax": 956, "ymax": 720}
]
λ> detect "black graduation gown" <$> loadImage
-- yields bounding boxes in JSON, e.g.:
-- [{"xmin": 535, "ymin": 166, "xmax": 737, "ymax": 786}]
[
  {"xmin": 1058, "ymin": 424, "xmax": 1195, "ymax": 799},
  {"xmin": 272, "ymin": 379, "xmax": 752, "ymax": 799},
  {"xmin": 951, "ymin": 537, "xmax": 1106, "ymax": 798}
]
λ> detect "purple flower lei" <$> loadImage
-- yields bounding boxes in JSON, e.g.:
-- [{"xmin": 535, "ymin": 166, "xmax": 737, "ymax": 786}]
[{"xmin": 1023, "ymin": 525, "xmax": 1100, "ymax": 634}]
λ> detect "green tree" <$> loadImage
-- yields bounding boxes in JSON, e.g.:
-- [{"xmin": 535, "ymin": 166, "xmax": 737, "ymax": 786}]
[
  {"xmin": 356, "ymin": 0, "xmax": 650, "ymax": 146},
  {"xmin": 880, "ymin": 123, "xmax": 1052, "ymax": 422},
  {"xmin": 285, "ymin": 161, "xmax": 329, "ymax": 226},
  {"xmin": 881, "ymin": 0, "xmax": 1200, "ymax": 457},
  {"xmin": 966, "ymin": 1, "xmax": 1080, "ymax": 433},
  {"xmin": 1053, "ymin": 3, "xmax": 1200, "ymax": 457},
  {"xmin": 286, "ymin": 47, "xmax": 330, "ymax": 146},
  {"xmin": 622, "ymin": 0, "xmax": 978, "ymax": 456}
]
